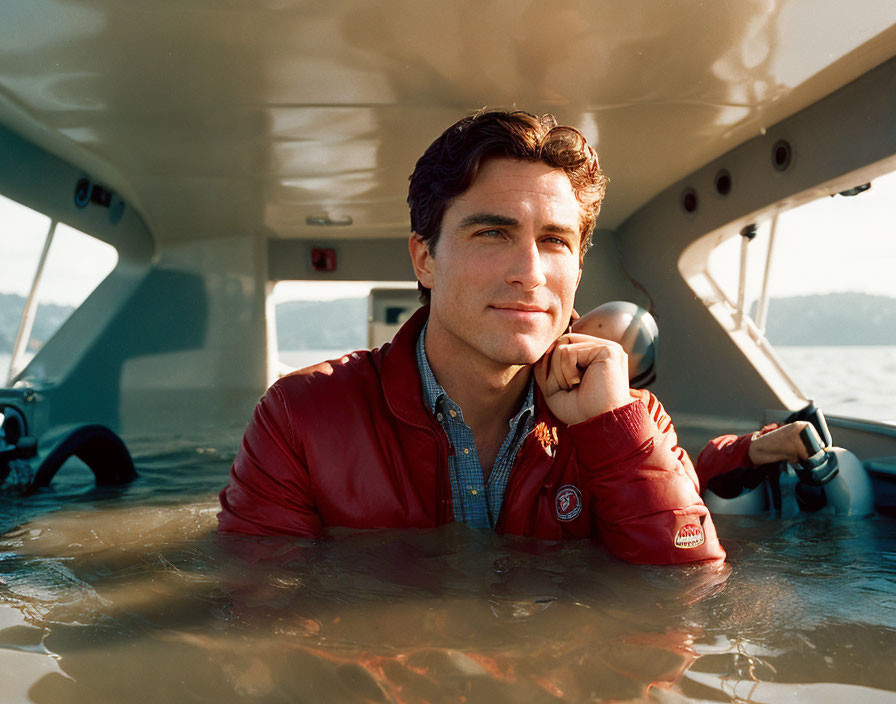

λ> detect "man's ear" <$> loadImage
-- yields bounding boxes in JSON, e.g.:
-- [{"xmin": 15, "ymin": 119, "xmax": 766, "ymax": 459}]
[
  {"xmin": 575, "ymin": 263, "xmax": 583, "ymax": 289},
  {"xmin": 408, "ymin": 234, "xmax": 435, "ymax": 289}
]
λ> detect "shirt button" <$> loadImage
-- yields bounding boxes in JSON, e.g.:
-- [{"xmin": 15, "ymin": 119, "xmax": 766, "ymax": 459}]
[
  {"xmin": 436, "ymin": 413, "xmax": 443, "ymax": 421},
  {"xmin": 463, "ymin": 448, "xmax": 470, "ymax": 455},
  {"xmin": 470, "ymin": 488, "xmax": 478, "ymax": 495},
  {"xmin": 449, "ymin": 410, "xmax": 457, "ymax": 418}
]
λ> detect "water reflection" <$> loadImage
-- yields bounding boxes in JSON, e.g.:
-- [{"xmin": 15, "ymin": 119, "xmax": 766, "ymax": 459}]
[{"xmin": 2, "ymin": 446, "xmax": 896, "ymax": 702}]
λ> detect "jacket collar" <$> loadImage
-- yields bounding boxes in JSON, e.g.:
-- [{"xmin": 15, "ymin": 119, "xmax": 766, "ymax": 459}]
[{"xmin": 378, "ymin": 305, "xmax": 434, "ymax": 428}]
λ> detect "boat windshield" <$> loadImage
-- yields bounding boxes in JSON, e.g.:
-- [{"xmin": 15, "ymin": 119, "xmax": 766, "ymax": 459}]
[
  {"xmin": 699, "ymin": 168, "xmax": 896, "ymax": 424},
  {"xmin": 0, "ymin": 193, "xmax": 118, "ymax": 385}
]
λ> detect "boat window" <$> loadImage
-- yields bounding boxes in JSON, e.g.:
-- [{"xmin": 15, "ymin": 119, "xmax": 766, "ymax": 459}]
[
  {"xmin": 0, "ymin": 193, "xmax": 118, "ymax": 384},
  {"xmin": 697, "ymin": 168, "xmax": 896, "ymax": 423},
  {"xmin": 270, "ymin": 280, "xmax": 418, "ymax": 380}
]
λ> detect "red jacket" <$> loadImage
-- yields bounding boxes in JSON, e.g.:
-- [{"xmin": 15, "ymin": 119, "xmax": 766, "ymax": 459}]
[
  {"xmin": 696, "ymin": 424, "xmax": 780, "ymax": 496},
  {"xmin": 696, "ymin": 433, "xmax": 756, "ymax": 484},
  {"xmin": 218, "ymin": 308, "xmax": 725, "ymax": 565}
]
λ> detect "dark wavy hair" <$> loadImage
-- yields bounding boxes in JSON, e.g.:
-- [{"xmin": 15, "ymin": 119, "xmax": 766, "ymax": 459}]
[{"xmin": 407, "ymin": 109, "xmax": 608, "ymax": 302}]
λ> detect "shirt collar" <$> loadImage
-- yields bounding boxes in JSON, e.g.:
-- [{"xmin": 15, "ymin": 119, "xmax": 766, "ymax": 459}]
[
  {"xmin": 416, "ymin": 321, "xmax": 535, "ymax": 428},
  {"xmin": 416, "ymin": 320, "xmax": 445, "ymax": 413},
  {"xmin": 513, "ymin": 379, "xmax": 536, "ymax": 429}
]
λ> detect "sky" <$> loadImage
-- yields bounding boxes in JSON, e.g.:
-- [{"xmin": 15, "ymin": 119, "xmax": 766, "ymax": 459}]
[
  {"xmin": 707, "ymin": 169, "xmax": 896, "ymax": 304},
  {"xmin": 0, "ymin": 194, "xmax": 118, "ymax": 306},
  {"xmin": 2, "ymin": 170, "xmax": 895, "ymax": 308}
]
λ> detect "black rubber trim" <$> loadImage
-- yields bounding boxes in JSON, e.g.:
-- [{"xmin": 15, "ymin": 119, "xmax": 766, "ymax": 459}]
[{"xmin": 26, "ymin": 424, "xmax": 137, "ymax": 494}]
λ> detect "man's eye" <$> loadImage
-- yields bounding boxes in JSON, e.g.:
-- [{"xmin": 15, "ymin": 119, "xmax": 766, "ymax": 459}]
[
  {"xmin": 544, "ymin": 236, "xmax": 572, "ymax": 248},
  {"xmin": 477, "ymin": 229, "xmax": 504, "ymax": 238}
]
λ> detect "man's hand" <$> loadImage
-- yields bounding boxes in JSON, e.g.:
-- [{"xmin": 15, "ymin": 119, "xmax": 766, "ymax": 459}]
[
  {"xmin": 747, "ymin": 421, "xmax": 812, "ymax": 465},
  {"xmin": 534, "ymin": 333, "xmax": 631, "ymax": 425}
]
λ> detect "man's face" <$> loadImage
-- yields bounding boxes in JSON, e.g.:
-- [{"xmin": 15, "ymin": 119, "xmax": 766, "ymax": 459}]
[{"xmin": 411, "ymin": 157, "xmax": 583, "ymax": 368}]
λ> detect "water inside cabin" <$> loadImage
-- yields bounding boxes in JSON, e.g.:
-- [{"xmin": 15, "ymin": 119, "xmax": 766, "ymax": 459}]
[{"xmin": 1, "ymin": 426, "xmax": 895, "ymax": 704}]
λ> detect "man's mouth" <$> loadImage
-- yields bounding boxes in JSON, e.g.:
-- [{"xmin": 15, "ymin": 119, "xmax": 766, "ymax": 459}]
[
  {"xmin": 488, "ymin": 304, "xmax": 551, "ymax": 323},
  {"xmin": 490, "ymin": 303, "xmax": 549, "ymax": 313}
]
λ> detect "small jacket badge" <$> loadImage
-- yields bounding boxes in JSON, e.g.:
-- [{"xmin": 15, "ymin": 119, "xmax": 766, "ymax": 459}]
[
  {"xmin": 674, "ymin": 523, "xmax": 705, "ymax": 549},
  {"xmin": 555, "ymin": 485, "xmax": 583, "ymax": 522}
]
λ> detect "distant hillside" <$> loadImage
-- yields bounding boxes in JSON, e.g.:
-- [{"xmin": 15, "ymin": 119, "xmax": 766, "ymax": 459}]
[
  {"xmin": 275, "ymin": 298, "xmax": 367, "ymax": 350},
  {"xmin": 3, "ymin": 291, "xmax": 895, "ymax": 353},
  {"xmin": 755, "ymin": 293, "xmax": 896, "ymax": 346},
  {"xmin": 0, "ymin": 293, "xmax": 369, "ymax": 354},
  {"xmin": 275, "ymin": 293, "xmax": 896, "ymax": 349},
  {"xmin": 0, "ymin": 292, "xmax": 75, "ymax": 353}
]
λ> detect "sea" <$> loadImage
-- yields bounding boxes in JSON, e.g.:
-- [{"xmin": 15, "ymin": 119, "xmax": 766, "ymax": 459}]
[
  {"xmin": 1, "ymin": 430, "xmax": 895, "ymax": 702},
  {"xmin": 1, "ymin": 347, "xmax": 896, "ymax": 702},
  {"xmin": 3, "ymin": 346, "xmax": 896, "ymax": 424},
  {"xmin": 773, "ymin": 346, "xmax": 896, "ymax": 425}
]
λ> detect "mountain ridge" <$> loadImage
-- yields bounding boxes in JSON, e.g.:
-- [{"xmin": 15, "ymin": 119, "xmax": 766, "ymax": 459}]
[{"xmin": 2, "ymin": 291, "xmax": 895, "ymax": 354}]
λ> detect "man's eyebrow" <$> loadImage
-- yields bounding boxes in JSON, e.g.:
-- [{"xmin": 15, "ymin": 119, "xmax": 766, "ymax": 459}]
[
  {"xmin": 542, "ymin": 223, "xmax": 578, "ymax": 236},
  {"xmin": 456, "ymin": 213, "xmax": 519, "ymax": 230},
  {"xmin": 456, "ymin": 213, "xmax": 579, "ymax": 238}
]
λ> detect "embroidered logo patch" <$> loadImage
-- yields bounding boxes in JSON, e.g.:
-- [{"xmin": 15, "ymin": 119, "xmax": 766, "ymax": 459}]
[
  {"xmin": 555, "ymin": 485, "xmax": 583, "ymax": 522},
  {"xmin": 674, "ymin": 523, "xmax": 705, "ymax": 549}
]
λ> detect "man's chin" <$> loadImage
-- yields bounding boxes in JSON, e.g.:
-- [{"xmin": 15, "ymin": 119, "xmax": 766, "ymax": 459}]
[{"xmin": 488, "ymin": 339, "xmax": 552, "ymax": 367}]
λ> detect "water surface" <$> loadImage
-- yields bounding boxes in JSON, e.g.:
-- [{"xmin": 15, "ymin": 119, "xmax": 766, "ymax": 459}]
[{"xmin": 2, "ymin": 430, "xmax": 896, "ymax": 703}]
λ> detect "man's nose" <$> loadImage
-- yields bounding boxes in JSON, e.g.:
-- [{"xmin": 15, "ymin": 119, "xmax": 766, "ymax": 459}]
[{"xmin": 505, "ymin": 237, "xmax": 547, "ymax": 289}]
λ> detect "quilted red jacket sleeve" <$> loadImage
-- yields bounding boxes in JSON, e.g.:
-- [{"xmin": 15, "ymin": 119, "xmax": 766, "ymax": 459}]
[
  {"xmin": 218, "ymin": 382, "xmax": 323, "ymax": 538},
  {"xmin": 566, "ymin": 390, "xmax": 727, "ymax": 565},
  {"xmin": 695, "ymin": 423, "xmax": 779, "ymax": 485}
]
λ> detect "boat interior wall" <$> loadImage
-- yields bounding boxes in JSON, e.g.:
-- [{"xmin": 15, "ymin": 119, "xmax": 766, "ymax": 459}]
[
  {"xmin": 268, "ymin": 238, "xmax": 416, "ymax": 283},
  {"xmin": 86, "ymin": 235, "xmax": 269, "ymax": 434},
  {"xmin": 610, "ymin": 55, "xmax": 896, "ymax": 442},
  {"xmin": 1, "ymin": 119, "xmax": 272, "ymax": 434},
  {"xmin": 823, "ymin": 419, "xmax": 896, "ymax": 462},
  {"xmin": 574, "ymin": 230, "xmax": 643, "ymax": 313},
  {"xmin": 13, "ymin": 257, "xmax": 269, "ymax": 436},
  {"xmin": 0, "ymin": 122, "xmax": 153, "ymax": 261}
]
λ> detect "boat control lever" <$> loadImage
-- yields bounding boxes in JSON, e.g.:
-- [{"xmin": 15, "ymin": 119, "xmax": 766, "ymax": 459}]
[
  {"xmin": 784, "ymin": 401, "xmax": 838, "ymax": 486},
  {"xmin": 786, "ymin": 401, "xmax": 832, "ymax": 448},
  {"xmin": 793, "ymin": 417, "xmax": 839, "ymax": 487}
]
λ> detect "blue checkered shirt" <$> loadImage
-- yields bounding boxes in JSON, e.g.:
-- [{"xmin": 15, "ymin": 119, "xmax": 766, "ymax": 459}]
[{"xmin": 416, "ymin": 324, "xmax": 535, "ymax": 529}]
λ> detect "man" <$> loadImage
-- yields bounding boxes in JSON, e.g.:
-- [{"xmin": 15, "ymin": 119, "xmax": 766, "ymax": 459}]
[{"xmin": 218, "ymin": 110, "xmax": 725, "ymax": 564}]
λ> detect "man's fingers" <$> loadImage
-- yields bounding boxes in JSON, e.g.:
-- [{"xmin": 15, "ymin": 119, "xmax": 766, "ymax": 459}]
[
  {"xmin": 536, "ymin": 344, "xmax": 563, "ymax": 396},
  {"xmin": 536, "ymin": 341, "xmax": 560, "ymax": 392},
  {"xmin": 748, "ymin": 421, "xmax": 816, "ymax": 464},
  {"xmin": 537, "ymin": 340, "xmax": 586, "ymax": 394},
  {"xmin": 537, "ymin": 334, "xmax": 633, "ymax": 424},
  {"xmin": 535, "ymin": 348, "xmax": 554, "ymax": 396},
  {"xmin": 554, "ymin": 340, "xmax": 622, "ymax": 390},
  {"xmin": 558, "ymin": 344, "xmax": 582, "ymax": 390}
]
